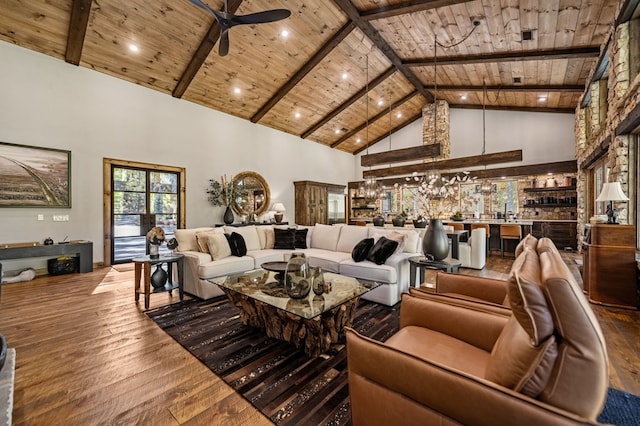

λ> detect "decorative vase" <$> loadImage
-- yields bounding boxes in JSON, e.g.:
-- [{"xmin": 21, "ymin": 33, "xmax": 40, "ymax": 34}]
[
  {"xmin": 223, "ymin": 205, "xmax": 234, "ymax": 224},
  {"xmin": 150, "ymin": 264, "xmax": 168, "ymax": 290},
  {"xmin": 312, "ymin": 267, "xmax": 325, "ymax": 296},
  {"xmin": 413, "ymin": 217, "xmax": 427, "ymax": 228},
  {"xmin": 285, "ymin": 252, "xmax": 310, "ymax": 299},
  {"xmin": 422, "ymin": 218, "xmax": 449, "ymax": 260},
  {"xmin": 372, "ymin": 215, "xmax": 385, "ymax": 227},
  {"xmin": 392, "ymin": 215, "xmax": 405, "ymax": 227},
  {"xmin": 149, "ymin": 244, "xmax": 160, "ymax": 259}
]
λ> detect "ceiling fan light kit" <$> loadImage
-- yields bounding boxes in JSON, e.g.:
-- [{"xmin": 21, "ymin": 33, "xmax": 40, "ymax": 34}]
[{"xmin": 188, "ymin": 0, "xmax": 291, "ymax": 56}]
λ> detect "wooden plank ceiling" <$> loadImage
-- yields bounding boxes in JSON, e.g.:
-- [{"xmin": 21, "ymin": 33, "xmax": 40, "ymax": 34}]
[{"xmin": 0, "ymin": 0, "xmax": 620, "ymax": 154}]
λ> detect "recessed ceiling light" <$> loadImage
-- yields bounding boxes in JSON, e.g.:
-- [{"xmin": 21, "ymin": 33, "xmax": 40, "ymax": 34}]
[
  {"xmin": 281, "ymin": 29, "xmax": 289, "ymax": 38},
  {"xmin": 377, "ymin": 100, "xmax": 384, "ymax": 106},
  {"xmin": 335, "ymin": 129, "xmax": 341, "ymax": 134},
  {"xmin": 396, "ymin": 112, "xmax": 402, "ymax": 118},
  {"xmin": 233, "ymin": 87, "xmax": 241, "ymax": 95},
  {"xmin": 460, "ymin": 94, "xmax": 467, "ymax": 100},
  {"xmin": 538, "ymin": 96, "xmax": 547, "ymax": 103},
  {"xmin": 128, "ymin": 44, "xmax": 139, "ymax": 52},
  {"xmin": 356, "ymin": 138, "xmax": 361, "ymax": 143},
  {"xmin": 342, "ymin": 72, "xmax": 348, "ymax": 80},
  {"xmin": 294, "ymin": 112, "xmax": 301, "ymax": 119}
]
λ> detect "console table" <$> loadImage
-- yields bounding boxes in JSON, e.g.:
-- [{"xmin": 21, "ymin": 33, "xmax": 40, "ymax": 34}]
[{"xmin": 0, "ymin": 241, "xmax": 93, "ymax": 273}]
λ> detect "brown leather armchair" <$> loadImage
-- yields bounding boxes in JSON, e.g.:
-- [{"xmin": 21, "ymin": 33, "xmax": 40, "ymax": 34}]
[{"xmin": 346, "ymin": 238, "xmax": 608, "ymax": 425}]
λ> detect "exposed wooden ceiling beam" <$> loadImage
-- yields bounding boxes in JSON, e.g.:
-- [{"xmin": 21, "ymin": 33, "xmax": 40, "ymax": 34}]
[
  {"xmin": 362, "ymin": 150, "xmax": 523, "ymax": 178},
  {"xmin": 251, "ymin": 22, "xmax": 355, "ymax": 124},
  {"xmin": 354, "ymin": 112, "xmax": 423, "ymax": 155},
  {"xmin": 331, "ymin": 91, "xmax": 419, "ymax": 148},
  {"xmin": 362, "ymin": 144, "xmax": 441, "ymax": 167},
  {"xmin": 404, "ymin": 47, "xmax": 601, "ymax": 67},
  {"xmin": 65, "ymin": 0, "xmax": 93, "ymax": 65},
  {"xmin": 332, "ymin": 0, "xmax": 435, "ymax": 103},
  {"xmin": 431, "ymin": 85, "xmax": 584, "ymax": 93},
  {"xmin": 172, "ymin": 0, "xmax": 243, "ymax": 99},
  {"xmin": 449, "ymin": 104, "xmax": 575, "ymax": 114},
  {"xmin": 360, "ymin": 0, "xmax": 473, "ymax": 21},
  {"xmin": 301, "ymin": 66, "xmax": 395, "ymax": 139}
]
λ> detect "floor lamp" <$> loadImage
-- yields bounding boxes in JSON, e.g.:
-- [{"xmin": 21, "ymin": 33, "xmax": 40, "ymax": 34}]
[{"xmin": 595, "ymin": 182, "xmax": 629, "ymax": 224}]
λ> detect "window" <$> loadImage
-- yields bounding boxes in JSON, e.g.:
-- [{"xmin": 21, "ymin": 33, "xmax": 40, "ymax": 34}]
[
  {"xmin": 592, "ymin": 157, "xmax": 610, "ymax": 216},
  {"xmin": 459, "ymin": 183, "xmax": 484, "ymax": 215},
  {"xmin": 490, "ymin": 180, "xmax": 518, "ymax": 215}
]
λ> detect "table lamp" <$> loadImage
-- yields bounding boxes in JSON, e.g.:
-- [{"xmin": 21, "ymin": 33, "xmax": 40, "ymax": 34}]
[
  {"xmin": 595, "ymin": 182, "xmax": 629, "ymax": 224},
  {"xmin": 272, "ymin": 202, "xmax": 286, "ymax": 223}
]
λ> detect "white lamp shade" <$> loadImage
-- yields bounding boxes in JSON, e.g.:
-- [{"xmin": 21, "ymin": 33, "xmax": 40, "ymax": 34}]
[
  {"xmin": 272, "ymin": 202, "xmax": 286, "ymax": 212},
  {"xmin": 596, "ymin": 182, "xmax": 629, "ymax": 202}
]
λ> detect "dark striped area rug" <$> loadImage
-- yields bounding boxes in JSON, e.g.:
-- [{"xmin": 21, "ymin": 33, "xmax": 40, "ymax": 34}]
[{"xmin": 146, "ymin": 296, "xmax": 399, "ymax": 425}]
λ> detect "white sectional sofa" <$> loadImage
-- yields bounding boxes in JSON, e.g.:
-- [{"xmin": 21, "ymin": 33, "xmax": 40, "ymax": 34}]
[{"xmin": 173, "ymin": 223, "xmax": 425, "ymax": 306}]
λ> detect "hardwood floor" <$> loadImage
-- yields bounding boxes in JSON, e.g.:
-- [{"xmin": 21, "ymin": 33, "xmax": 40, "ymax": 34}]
[{"xmin": 0, "ymin": 255, "xmax": 638, "ymax": 425}]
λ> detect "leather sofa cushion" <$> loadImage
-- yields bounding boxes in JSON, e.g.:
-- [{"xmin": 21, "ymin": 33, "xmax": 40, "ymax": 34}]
[
  {"xmin": 507, "ymin": 247, "xmax": 554, "ymax": 345},
  {"xmin": 485, "ymin": 316, "xmax": 558, "ymax": 397},
  {"xmin": 311, "ymin": 223, "xmax": 341, "ymax": 251},
  {"xmin": 387, "ymin": 326, "xmax": 491, "ymax": 378},
  {"xmin": 174, "ymin": 227, "xmax": 216, "ymax": 252},
  {"xmin": 515, "ymin": 233, "xmax": 538, "ymax": 258},
  {"xmin": 336, "ymin": 225, "xmax": 370, "ymax": 253},
  {"xmin": 538, "ymin": 248, "xmax": 609, "ymax": 420},
  {"xmin": 225, "ymin": 225, "xmax": 261, "ymax": 251}
]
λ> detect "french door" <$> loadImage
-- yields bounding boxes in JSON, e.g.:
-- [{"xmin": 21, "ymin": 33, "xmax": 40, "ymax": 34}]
[{"xmin": 103, "ymin": 159, "xmax": 185, "ymax": 266}]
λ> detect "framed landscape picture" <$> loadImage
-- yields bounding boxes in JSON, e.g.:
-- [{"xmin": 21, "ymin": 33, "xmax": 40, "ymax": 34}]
[{"xmin": 0, "ymin": 142, "xmax": 71, "ymax": 207}]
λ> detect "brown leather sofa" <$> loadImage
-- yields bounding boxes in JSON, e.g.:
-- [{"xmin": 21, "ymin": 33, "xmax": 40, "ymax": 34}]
[{"xmin": 346, "ymin": 237, "xmax": 608, "ymax": 425}]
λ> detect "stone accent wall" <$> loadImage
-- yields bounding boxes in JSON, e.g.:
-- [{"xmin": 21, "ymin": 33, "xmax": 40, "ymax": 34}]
[{"xmin": 422, "ymin": 100, "xmax": 450, "ymax": 160}]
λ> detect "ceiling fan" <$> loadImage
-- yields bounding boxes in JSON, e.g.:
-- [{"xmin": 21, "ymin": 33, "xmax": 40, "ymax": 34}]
[{"xmin": 188, "ymin": 0, "xmax": 291, "ymax": 56}]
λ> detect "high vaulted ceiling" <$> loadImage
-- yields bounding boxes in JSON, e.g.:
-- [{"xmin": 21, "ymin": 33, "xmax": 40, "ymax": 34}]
[{"xmin": 0, "ymin": 0, "xmax": 621, "ymax": 154}]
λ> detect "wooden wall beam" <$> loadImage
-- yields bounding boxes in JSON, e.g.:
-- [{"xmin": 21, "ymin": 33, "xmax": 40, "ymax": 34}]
[
  {"xmin": 173, "ymin": 0, "xmax": 243, "ymax": 98},
  {"xmin": 449, "ymin": 104, "xmax": 575, "ymax": 114},
  {"xmin": 362, "ymin": 150, "xmax": 523, "ymax": 178},
  {"xmin": 252, "ymin": 22, "xmax": 355, "ymax": 123},
  {"xmin": 65, "ymin": 0, "xmax": 93, "ymax": 65},
  {"xmin": 360, "ymin": 0, "xmax": 473, "ymax": 20},
  {"xmin": 301, "ymin": 66, "xmax": 394, "ymax": 139},
  {"xmin": 431, "ymin": 84, "xmax": 584, "ymax": 93},
  {"xmin": 361, "ymin": 144, "xmax": 441, "ymax": 167},
  {"xmin": 333, "ymin": 0, "xmax": 434, "ymax": 102},
  {"xmin": 580, "ymin": 137, "xmax": 611, "ymax": 169},
  {"xmin": 331, "ymin": 91, "xmax": 418, "ymax": 148},
  {"xmin": 404, "ymin": 47, "xmax": 600, "ymax": 67}
]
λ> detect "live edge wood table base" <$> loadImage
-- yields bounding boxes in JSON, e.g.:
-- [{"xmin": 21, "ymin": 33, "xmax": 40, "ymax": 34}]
[
  {"xmin": 133, "ymin": 254, "xmax": 184, "ymax": 310},
  {"xmin": 220, "ymin": 287, "xmax": 358, "ymax": 358}
]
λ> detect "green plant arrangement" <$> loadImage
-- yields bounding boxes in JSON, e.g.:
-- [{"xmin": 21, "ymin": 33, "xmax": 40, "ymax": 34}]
[{"xmin": 207, "ymin": 175, "xmax": 235, "ymax": 207}]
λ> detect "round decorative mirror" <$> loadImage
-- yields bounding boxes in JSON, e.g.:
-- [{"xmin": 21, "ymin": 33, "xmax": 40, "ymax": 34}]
[{"xmin": 231, "ymin": 171, "xmax": 271, "ymax": 217}]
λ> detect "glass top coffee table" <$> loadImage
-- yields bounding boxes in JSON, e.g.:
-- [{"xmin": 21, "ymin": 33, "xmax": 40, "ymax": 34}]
[{"xmin": 209, "ymin": 268, "xmax": 379, "ymax": 357}]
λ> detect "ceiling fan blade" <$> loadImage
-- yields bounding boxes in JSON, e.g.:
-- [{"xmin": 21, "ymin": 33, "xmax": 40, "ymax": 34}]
[
  {"xmin": 219, "ymin": 30, "xmax": 230, "ymax": 56},
  {"xmin": 186, "ymin": 0, "xmax": 218, "ymax": 17},
  {"xmin": 230, "ymin": 9, "xmax": 291, "ymax": 26}
]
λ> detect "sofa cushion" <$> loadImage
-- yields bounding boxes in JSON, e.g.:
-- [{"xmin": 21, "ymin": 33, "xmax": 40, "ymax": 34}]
[
  {"xmin": 336, "ymin": 225, "xmax": 370, "ymax": 253},
  {"xmin": 198, "ymin": 256, "xmax": 254, "ymax": 278},
  {"xmin": 369, "ymin": 227, "xmax": 420, "ymax": 253},
  {"xmin": 195, "ymin": 228, "xmax": 223, "ymax": 252},
  {"xmin": 274, "ymin": 228, "xmax": 295, "ymax": 249},
  {"xmin": 225, "ymin": 232, "xmax": 247, "ymax": 257},
  {"xmin": 367, "ymin": 236, "xmax": 399, "ymax": 265},
  {"xmin": 256, "ymin": 226, "xmax": 275, "ymax": 249},
  {"xmin": 206, "ymin": 234, "xmax": 232, "ymax": 260},
  {"xmin": 352, "ymin": 238, "xmax": 374, "ymax": 262},
  {"xmin": 485, "ymin": 316, "xmax": 558, "ymax": 398},
  {"xmin": 295, "ymin": 228, "xmax": 309, "ymax": 249},
  {"xmin": 311, "ymin": 223, "xmax": 341, "ymax": 251},
  {"xmin": 507, "ymin": 247, "xmax": 554, "ymax": 346},
  {"xmin": 250, "ymin": 249, "xmax": 287, "ymax": 267},
  {"xmin": 339, "ymin": 259, "xmax": 397, "ymax": 284},
  {"xmin": 174, "ymin": 227, "xmax": 216, "ymax": 252},
  {"xmin": 225, "ymin": 225, "xmax": 261, "ymax": 252}
]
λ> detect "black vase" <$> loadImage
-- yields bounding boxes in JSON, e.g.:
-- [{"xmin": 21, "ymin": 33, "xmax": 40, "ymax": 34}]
[
  {"xmin": 392, "ymin": 215, "xmax": 405, "ymax": 227},
  {"xmin": 223, "ymin": 205, "xmax": 234, "ymax": 224},
  {"xmin": 413, "ymin": 217, "xmax": 427, "ymax": 228},
  {"xmin": 150, "ymin": 264, "xmax": 168, "ymax": 290},
  {"xmin": 372, "ymin": 215, "xmax": 385, "ymax": 227},
  {"xmin": 422, "ymin": 218, "xmax": 449, "ymax": 260}
]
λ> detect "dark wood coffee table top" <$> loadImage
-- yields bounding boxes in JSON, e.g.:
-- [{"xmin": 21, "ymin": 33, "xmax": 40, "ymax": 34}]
[{"xmin": 260, "ymin": 261, "xmax": 288, "ymax": 273}]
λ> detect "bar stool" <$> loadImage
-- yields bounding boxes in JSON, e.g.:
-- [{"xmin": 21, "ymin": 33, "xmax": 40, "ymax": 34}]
[
  {"xmin": 500, "ymin": 224, "xmax": 522, "ymax": 257},
  {"xmin": 470, "ymin": 223, "xmax": 490, "ymax": 254},
  {"xmin": 451, "ymin": 222, "xmax": 467, "ymax": 241}
]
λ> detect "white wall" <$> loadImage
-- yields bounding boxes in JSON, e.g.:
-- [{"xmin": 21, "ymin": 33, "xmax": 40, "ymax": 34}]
[
  {"xmin": 0, "ymin": 41, "xmax": 356, "ymax": 270},
  {"xmin": 358, "ymin": 107, "xmax": 575, "ymax": 176}
]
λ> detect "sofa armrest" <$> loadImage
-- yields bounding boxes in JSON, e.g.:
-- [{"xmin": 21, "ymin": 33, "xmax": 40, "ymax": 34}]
[
  {"xmin": 435, "ymin": 272, "xmax": 508, "ymax": 305},
  {"xmin": 179, "ymin": 251, "xmax": 211, "ymax": 296},
  {"xmin": 408, "ymin": 288, "xmax": 512, "ymax": 317},
  {"xmin": 346, "ymin": 329, "xmax": 602, "ymax": 426},
  {"xmin": 399, "ymin": 292, "xmax": 508, "ymax": 352}
]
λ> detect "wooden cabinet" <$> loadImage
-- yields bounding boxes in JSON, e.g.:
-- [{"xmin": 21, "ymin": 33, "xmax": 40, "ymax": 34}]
[
  {"xmin": 530, "ymin": 221, "xmax": 577, "ymax": 249},
  {"xmin": 582, "ymin": 224, "xmax": 637, "ymax": 309},
  {"xmin": 294, "ymin": 181, "xmax": 345, "ymax": 226}
]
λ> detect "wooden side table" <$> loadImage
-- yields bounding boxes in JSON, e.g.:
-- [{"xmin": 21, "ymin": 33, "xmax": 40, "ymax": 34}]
[
  {"xmin": 409, "ymin": 256, "xmax": 461, "ymax": 288},
  {"xmin": 133, "ymin": 254, "xmax": 184, "ymax": 309}
]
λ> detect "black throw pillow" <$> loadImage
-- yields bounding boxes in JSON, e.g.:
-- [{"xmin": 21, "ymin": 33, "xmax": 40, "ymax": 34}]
[
  {"xmin": 352, "ymin": 238, "xmax": 374, "ymax": 262},
  {"xmin": 294, "ymin": 228, "xmax": 308, "ymax": 249},
  {"xmin": 225, "ymin": 232, "xmax": 247, "ymax": 257},
  {"xmin": 366, "ymin": 236, "xmax": 399, "ymax": 265},
  {"xmin": 274, "ymin": 228, "xmax": 296, "ymax": 249}
]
